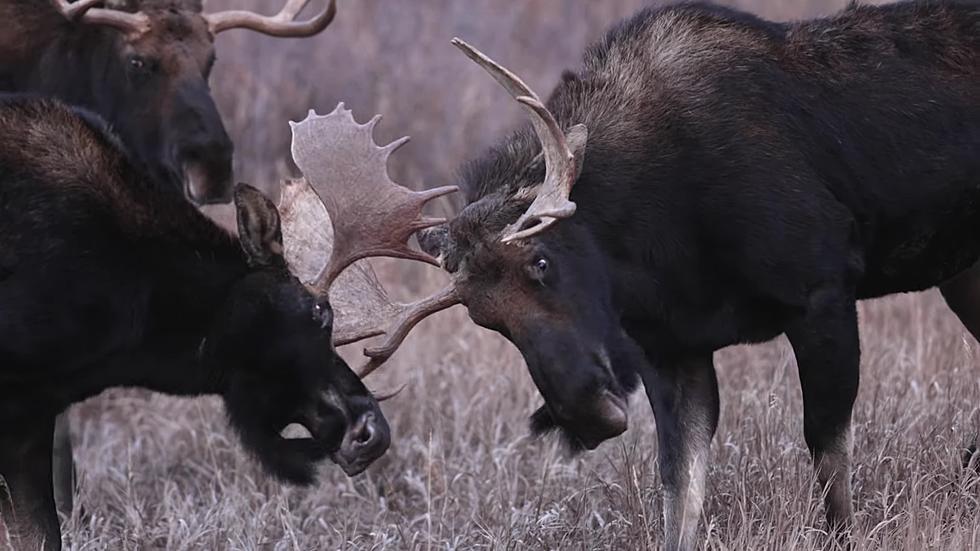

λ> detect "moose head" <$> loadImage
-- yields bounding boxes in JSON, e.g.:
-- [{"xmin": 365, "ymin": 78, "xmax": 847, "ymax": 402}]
[{"xmin": 46, "ymin": 0, "xmax": 337, "ymax": 204}]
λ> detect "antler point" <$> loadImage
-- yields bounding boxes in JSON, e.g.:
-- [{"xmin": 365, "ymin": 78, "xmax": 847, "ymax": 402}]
[{"xmin": 384, "ymin": 135, "xmax": 410, "ymax": 155}]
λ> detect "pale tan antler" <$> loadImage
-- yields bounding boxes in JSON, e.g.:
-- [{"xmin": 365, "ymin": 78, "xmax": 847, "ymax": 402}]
[
  {"xmin": 206, "ymin": 0, "xmax": 336, "ymax": 37},
  {"xmin": 279, "ymin": 105, "xmax": 461, "ymax": 375},
  {"xmin": 451, "ymin": 37, "xmax": 588, "ymax": 244},
  {"xmin": 49, "ymin": 0, "xmax": 151, "ymax": 35}
]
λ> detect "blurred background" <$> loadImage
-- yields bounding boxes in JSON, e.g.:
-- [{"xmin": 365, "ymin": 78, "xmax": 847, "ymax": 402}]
[
  {"xmin": 57, "ymin": 1, "xmax": 980, "ymax": 550},
  {"xmin": 206, "ymin": 0, "xmax": 863, "ymax": 203}
]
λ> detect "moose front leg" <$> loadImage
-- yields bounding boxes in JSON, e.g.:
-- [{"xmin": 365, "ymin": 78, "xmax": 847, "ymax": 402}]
[
  {"xmin": 640, "ymin": 353, "xmax": 719, "ymax": 551},
  {"xmin": 785, "ymin": 288, "xmax": 860, "ymax": 534},
  {"xmin": 0, "ymin": 418, "xmax": 61, "ymax": 551}
]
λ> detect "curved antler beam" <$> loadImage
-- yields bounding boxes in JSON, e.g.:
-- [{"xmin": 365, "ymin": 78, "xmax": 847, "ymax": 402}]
[{"xmin": 206, "ymin": 0, "xmax": 337, "ymax": 37}]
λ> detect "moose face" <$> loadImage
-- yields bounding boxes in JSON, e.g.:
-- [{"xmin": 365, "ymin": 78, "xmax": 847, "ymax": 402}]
[
  {"xmin": 210, "ymin": 186, "xmax": 389, "ymax": 482},
  {"xmin": 48, "ymin": 0, "xmax": 338, "ymax": 205},
  {"xmin": 393, "ymin": 38, "xmax": 653, "ymax": 451},
  {"xmin": 421, "ymin": 192, "xmax": 643, "ymax": 451},
  {"xmin": 102, "ymin": 4, "xmax": 232, "ymax": 205}
]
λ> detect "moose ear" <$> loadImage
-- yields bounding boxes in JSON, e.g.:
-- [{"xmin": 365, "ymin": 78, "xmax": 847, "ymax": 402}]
[
  {"xmin": 566, "ymin": 124, "xmax": 588, "ymax": 175},
  {"xmin": 416, "ymin": 226, "xmax": 450, "ymax": 265},
  {"xmin": 234, "ymin": 184, "xmax": 285, "ymax": 268}
]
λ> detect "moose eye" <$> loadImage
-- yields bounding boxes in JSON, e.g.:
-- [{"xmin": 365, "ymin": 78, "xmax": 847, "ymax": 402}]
[
  {"xmin": 313, "ymin": 302, "xmax": 333, "ymax": 330},
  {"xmin": 527, "ymin": 256, "xmax": 550, "ymax": 283},
  {"xmin": 127, "ymin": 55, "xmax": 154, "ymax": 77}
]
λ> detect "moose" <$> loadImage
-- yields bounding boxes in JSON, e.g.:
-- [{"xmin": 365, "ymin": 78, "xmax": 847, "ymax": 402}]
[
  {"xmin": 0, "ymin": 0, "xmax": 337, "ymax": 204},
  {"xmin": 295, "ymin": 1, "xmax": 980, "ymax": 549},
  {"xmin": 0, "ymin": 94, "xmax": 453, "ymax": 549},
  {"xmin": 0, "ymin": 0, "xmax": 339, "ymax": 515}
]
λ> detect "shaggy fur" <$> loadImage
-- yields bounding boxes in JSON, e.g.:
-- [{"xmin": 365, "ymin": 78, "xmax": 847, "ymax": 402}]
[
  {"xmin": 0, "ymin": 97, "xmax": 387, "ymax": 551},
  {"xmin": 424, "ymin": 1, "xmax": 980, "ymax": 548}
]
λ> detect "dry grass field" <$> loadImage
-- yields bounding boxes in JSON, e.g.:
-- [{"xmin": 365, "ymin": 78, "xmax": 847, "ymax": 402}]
[{"xmin": 9, "ymin": 0, "xmax": 980, "ymax": 549}]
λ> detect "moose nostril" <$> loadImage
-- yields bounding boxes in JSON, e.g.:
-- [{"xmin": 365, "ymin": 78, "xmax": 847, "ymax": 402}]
[
  {"xmin": 350, "ymin": 412, "xmax": 376, "ymax": 448},
  {"xmin": 355, "ymin": 423, "xmax": 374, "ymax": 445}
]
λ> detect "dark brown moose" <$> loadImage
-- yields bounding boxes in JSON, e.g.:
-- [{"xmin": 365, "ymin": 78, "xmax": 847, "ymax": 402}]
[
  {"xmin": 315, "ymin": 2, "xmax": 980, "ymax": 549},
  {"xmin": 0, "ymin": 95, "xmax": 462, "ymax": 549},
  {"xmin": 0, "ymin": 0, "xmax": 340, "ymax": 515}
]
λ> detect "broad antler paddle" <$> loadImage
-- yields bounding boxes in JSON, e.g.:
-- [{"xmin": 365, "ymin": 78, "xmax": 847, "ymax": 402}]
[{"xmin": 278, "ymin": 104, "xmax": 460, "ymax": 376}]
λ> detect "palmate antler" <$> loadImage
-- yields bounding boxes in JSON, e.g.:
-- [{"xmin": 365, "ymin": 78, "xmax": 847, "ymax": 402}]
[
  {"xmin": 278, "ymin": 105, "xmax": 460, "ymax": 376},
  {"xmin": 282, "ymin": 39, "xmax": 587, "ymax": 376}
]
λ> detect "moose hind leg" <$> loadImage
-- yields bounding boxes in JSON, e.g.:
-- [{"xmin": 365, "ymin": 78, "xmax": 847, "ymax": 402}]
[
  {"xmin": 640, "ymin": 354, "xmax": 719, "ymax": 551},
  {"xmin": 0, "ymin": 418, "xmax": 61, "ymax": 551},
  {"xmin": 785, "ymin": 287, "xmax": 859, "ymax": 533},
  {"xmin": 51, "ymin": 413, "xmax": 75, "ymax": 516},
  {"xmin": 940, "ymin": 262, "xmax": 980, "ymax": 343}
]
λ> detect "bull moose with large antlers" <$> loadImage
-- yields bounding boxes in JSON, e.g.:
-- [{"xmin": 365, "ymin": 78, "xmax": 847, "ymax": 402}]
[
  {"xmin": 299, "ymin": 2, "xmax": 980, "ymax": 549},
  {"xmin": 0, "ymin": 0, "xmax": 339, "ymax": 515},
  {"xmin": 0, "ymin": 0, "xmax": 337, "ymax": 204},
  {"xmin": 0, "ymin": 92, "xmax": 455, "ymax": 548}
]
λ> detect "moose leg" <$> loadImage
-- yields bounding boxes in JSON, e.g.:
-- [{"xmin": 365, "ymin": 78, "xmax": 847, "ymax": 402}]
[
  {"xmin": 785, "ymin": 287, "xmax": 859, "ymax": 533},
  {"xmin": 640, "ymin": 353, "xmax": 719, "ymax": 551},
  {"xmin": 51, "ymin": 414, "xmax": 75, "ymax": 516},
  {"xmin": 0, "ymin": 418, "xmax": 61, "ymax": 551},
  {"xmin": 940, "ymin": 262, "xmax": 980, "ymax": 343},
  {"xmin": 939, "ymin": 263, "xmax": 980, "ymax": 467}
]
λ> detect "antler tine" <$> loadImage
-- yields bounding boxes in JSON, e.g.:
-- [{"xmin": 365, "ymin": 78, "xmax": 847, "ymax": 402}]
[
  {"xmin": 452, "ymin": 37, "xmax": 587, "ymax": 244},
  {"xmin": 206, "ymin": 0, "xmax": 337, "ymax": 37},
  {"xmin": 451, "ymin": 37, "xmax": 540, "ymax": 103},
  {"xmin": 49, "ymin": 0, "xmax": 101, "ymax": 20},
  {"xmin": 49, "ymin": 0, "xmax": 150, "ymax": 34},
  {"xmin": 357, "ymin": 285, "xmax": 461, "ymax": 378}
]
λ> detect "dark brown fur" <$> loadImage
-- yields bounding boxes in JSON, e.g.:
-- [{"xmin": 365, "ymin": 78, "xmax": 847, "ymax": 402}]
[
  {"xmin": 0, "ymin": 97, "xmax": 389, "ymax": 550},
  {"xmin": 0, "ymin": 0, "xmax": 233, "ymax": 203},
  {"xmin": 422, "ymin": 2, "xmax": 980, "ymax": 549}
]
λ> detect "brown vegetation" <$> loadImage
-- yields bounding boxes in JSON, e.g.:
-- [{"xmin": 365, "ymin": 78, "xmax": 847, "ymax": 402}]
[{"xmin": 12, "ymin": 0, "xmax": 980, "ymax": 549}]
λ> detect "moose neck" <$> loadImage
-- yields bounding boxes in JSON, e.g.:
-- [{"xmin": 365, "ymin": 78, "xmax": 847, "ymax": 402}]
[
  {"xmin": 135, "ymin": 211, "xmax": 247, "ymax": 397},
  {"xmin": 78, "ymin": 157, "xmax": 250, "ymax": 398}
]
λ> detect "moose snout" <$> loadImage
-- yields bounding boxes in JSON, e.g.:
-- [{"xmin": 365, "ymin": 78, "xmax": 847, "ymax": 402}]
[
  {"xmin": 332, "ymin": 410, "xmax": 390, "ymax": 476},
  {"xmin": 587, "ymin": 390, "xmax": 629, "ymax": 445},
  {"xmin": 519, "ymin": 328, "xmax": 630, "ymax": 449},
  {"xmin": 172, "ymin": 85, "xmax": 235, "ymax": 205},
  {"xmin": 181, "ymin": 134, "xmax": 234, "ymax": 205}
]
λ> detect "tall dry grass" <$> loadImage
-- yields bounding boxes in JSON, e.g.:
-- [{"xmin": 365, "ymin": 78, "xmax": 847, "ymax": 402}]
[{"xmin": 24, "ymin": 0, "xmax": 980, "ymax": 549}]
